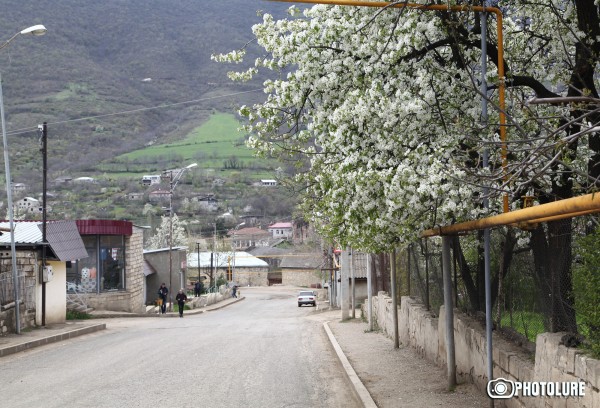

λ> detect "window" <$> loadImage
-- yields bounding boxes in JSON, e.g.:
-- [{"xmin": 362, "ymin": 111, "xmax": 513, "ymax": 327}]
[{"xmin": 67, "ymin": 235, "xmax": 126, "ymax": 293}]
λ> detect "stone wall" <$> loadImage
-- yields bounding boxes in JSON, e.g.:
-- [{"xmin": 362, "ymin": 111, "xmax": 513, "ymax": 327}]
[
  {"xmin": 282, "ymin": 270, "xmax": 320, "ymax": 287},
  {"xmin": 125, "ymin": 227, "xmax": 144, "ymax": 313},
  {"xmin": 231, "ymin": 267, "xmax": 268, "ymax": 287},
  {"xmin": 530, "ymin": 333, "xmax": 600, "ymax": 408},
  {"xmin": 0, "ymin": 249, "xmax": 39, "ymax": 334},
  {"xmin": 367, "ymin": 293, "xmax": 599, "ymax": 407}
]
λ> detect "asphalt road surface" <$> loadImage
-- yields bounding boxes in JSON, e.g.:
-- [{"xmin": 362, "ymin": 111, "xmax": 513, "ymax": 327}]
[{"xmin": 0, "ymin": 286, "xmax": 359, "ymax": 408}]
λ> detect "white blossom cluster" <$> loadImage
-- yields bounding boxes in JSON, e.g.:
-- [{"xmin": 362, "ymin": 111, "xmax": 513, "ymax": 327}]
[{"xmin": 214, "ymin": 1, "xmax": 596, "ymax": 252}]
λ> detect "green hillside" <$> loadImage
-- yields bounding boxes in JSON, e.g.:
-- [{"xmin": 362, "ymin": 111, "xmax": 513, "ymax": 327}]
[
  {"xmin": 0, "ymin": 0, "xmax": 289, "ymax": 184},
  {"xmin": 100, "ymin": 113, "xmax": 275, "ymax": 179},
  {"xmin": 0, "ymin": 0, "xmax": 298, "ymax": 225}
]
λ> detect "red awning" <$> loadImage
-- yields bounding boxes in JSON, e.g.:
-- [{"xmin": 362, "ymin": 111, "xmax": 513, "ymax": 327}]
[{"xmin": 76, "ymin": 220, "xmax": 132, "ymax": 236}]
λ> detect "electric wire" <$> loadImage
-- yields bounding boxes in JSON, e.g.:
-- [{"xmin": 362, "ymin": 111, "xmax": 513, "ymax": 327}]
[{"xmin": 5, "ymin": 88, "xmax": 263, "ymax": 136}]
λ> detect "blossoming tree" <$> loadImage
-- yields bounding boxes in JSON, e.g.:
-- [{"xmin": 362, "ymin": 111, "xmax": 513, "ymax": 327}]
[{"xmin": 215, "ymin": 1, "xmax": 600, "ymax": 331}]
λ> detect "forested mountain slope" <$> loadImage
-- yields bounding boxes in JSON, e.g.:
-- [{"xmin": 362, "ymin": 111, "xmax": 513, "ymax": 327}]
[{"xmin": 0, "ymin": 0, "xmax": 288, "ymax": 180}]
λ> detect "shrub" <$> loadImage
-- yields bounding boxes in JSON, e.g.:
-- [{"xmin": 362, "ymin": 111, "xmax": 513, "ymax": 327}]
[
  {"xmin": 573, "ymin": 227, "xmax": 600, "ymax": 357},
  {"xmin": 66, "ymin": 310, "xmax": 92, "ymax": 320}
]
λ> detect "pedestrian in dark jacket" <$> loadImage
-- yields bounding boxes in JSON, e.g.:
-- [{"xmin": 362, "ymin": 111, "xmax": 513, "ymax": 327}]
[
  {"xmin": 176, "ymin": 289, "xmax": 188, "ymax": 317},
  {"xmin": 157, "ymin": 283, "xmax": 168, "ymax": 314}
]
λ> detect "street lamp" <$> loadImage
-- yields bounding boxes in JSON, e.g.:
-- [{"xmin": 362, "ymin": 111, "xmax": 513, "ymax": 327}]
[
  {"xmin": 231, "ymin": 221, "xmax": 245, "ymax": 284},
  {"xmin": 163, "ymin": 162, "xmax": 197, "ymax": 311},
  {"xmin": 0, "ymin": 24, "xmax": 47, "ymax": 335},
  {"xmin": 0, "ymin": 25, "xmax": 47, "ymax": 51}
]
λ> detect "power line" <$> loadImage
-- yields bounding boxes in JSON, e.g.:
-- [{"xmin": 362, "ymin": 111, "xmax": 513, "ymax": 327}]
[{"xmin": 6, "ymin": 88, "xmax": 263, "ymax": 136}]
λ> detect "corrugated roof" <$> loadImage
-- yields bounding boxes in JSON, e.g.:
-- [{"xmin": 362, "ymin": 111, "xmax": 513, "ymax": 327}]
[
  {"xmin": 143, "ymin": 246, "xmax": 186, "ymax": 254},
  {"xmin": 45, "ymin": 221, "xmax": 88, "ymax": 261},
  {"xmin": 348, "ymin": 252, "xmax": 368, "ymax": 279},
  {"xmin": 0, "ymin": 221, "xmax": 88, "ymax": 261},
  {"xmin": 143, "ymin": 260, "xmax": 157, "ymax": 276},
  {"xmin": 0, "ymin": 222, "xmax": 42, "ymax": 244},
  {"xmin": 280, "ymin": 254, "xmax": 324, "ymax": 269},
  {"xmin": 187, "ymin": 251, "xmax": 268, "ymax": 268}
]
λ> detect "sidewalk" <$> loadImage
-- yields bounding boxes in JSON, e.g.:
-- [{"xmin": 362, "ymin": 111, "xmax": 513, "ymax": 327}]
[
  {"xmin": 317, "ymin": 309, "xmax": 490, "ymax": 408},
  {"xmin": 0, "ymin": 296, "xmax": 244, "ymax": 358}
]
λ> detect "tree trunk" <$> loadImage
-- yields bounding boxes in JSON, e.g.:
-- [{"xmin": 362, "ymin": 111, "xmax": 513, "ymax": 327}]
[
  {"xmin": 530, "ymin": 221, "xmax": 577, "ymax": 333},
  {"xmin": 453, "ymin": 236, "xmax": 480, "ymax": 311}
]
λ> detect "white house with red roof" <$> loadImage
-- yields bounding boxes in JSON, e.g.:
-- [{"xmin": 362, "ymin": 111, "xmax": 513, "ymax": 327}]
[{"xmin": 267, "ymin": 222, "xmax": 293, "ymax": 240}]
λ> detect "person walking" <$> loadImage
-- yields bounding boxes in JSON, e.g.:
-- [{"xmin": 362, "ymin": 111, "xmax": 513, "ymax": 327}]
[
  {"xmin": 157, "ymin": 283, "xmax": 168, "ymax": 314},
  {"xmin": 194, "ymin": 281, "xmax": 201, "ymax": 297},
  {"xmin": 232, "ymin": 285, "xmax": 238, "ymax": 298},
  {"xmin": 176, "ymin": 289, "xmax": 188, "ymax": 318}
]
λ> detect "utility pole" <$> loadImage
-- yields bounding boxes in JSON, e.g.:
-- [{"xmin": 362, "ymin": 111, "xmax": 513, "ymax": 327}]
[
  {"xmin": 196, "ymin": 242, "xmax": 201, "ymax": 283},
  {"xmin": 390, "ymin": 249, "xmax": 399, "ymax": 348},
  {"xmin": 350, "ymin": 247, "xmax": 355, "ymax": 318},
  {"xmin": 168, "ymin": 172, "xmax": 173, "ymax": 311},
  {"xmin": 163, "ymin": 163, "xmax": 197, "ymax": 311},
  {"xmin": 40, "ymin": 122, "xmax": 47, "ymax": 326}
]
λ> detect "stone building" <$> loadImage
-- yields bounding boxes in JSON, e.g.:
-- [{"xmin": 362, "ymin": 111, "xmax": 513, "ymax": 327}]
[
  {"xmin": 280, "ymin": 254, "xmax": 324, "ymax": 288},
  {"xmin": 187, "ymin": 251, "xmax": 269, "ymax": 287},
  {"xmin": 0, "ymin": 220, "xmax": 87, "ymax": 334},
  {"xmin": 66, "ymin": 220, "xmax": 145, "ymax": 313}
]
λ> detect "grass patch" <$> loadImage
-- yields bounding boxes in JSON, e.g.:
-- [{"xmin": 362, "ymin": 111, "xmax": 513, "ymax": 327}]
[
  {"xmin": 66, "ymin": 310, "xmax": 92, "ymax": 320},
  {"xmin": 500, "ymin": 311, "xmax": 546, "ymax": 343},
  {"xmin": 119, "ymin": 113, "xmax": 259, "ymax": 163}
]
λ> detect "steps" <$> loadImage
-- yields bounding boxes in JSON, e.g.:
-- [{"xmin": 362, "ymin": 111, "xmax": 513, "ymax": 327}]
[{"xmin": 66, "ymin": 291, "xmax": 94, "ymax": 314}]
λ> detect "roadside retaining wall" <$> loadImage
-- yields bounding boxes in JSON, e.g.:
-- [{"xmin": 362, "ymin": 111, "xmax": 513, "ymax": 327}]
[
  {"xmin": 366, "ymin": 293, "xmax": 599, "ymax": 407},
  {"xmin": 186, "ymin": 286, "xmax": 233, "ymax": 310}
]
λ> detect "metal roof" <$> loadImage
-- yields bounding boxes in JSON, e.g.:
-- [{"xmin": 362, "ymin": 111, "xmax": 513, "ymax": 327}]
[
  {"xmin": 143, "ymin": 246, "xmax": 187, "ymax": 254},
  {"xmin": 46, "ymin": 221, "xmax": 89, "ymax": 261},
  {"xmin": 280, "ymin": 254, "xmax": 324, "ymax": 269},
  {"xmin": 0, "ymin": 221, "xmax": 88, "ymax": 261},
  {"xmin": 348, "ymin": 252, "xmax": 368, "ymax": 279},
  {"xmin": 0, "ymin": 222, "xmax": 42, "ymax": 244},
  {"xmin": 143, "ymin": 260, "xmax": 157, "ymax": 276},
  {"xmin": 187, "ymin": 251, "xmax": 269, "ymax": 268}
]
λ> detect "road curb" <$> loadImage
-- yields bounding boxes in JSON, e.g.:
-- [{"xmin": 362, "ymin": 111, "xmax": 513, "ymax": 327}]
[
  {"xmin": 323, "ymin": 321, "xmax": 378, "ymax": 408},
  {"xmin": 206, "ymin": 296, "xmax": 245, "ymax": 311},
  {"xmin": 0, "ymin": 323, "xmax": 106, "ymax": 358},
  {"xmin": 90, "ymin": 296, "xmax": 245, "ymax": 318}
]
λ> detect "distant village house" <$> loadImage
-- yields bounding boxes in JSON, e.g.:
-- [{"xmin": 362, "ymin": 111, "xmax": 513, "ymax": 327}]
[
  {"xmin": 260, "ymin": 179, "xmax": 277, "ymax": 187},
  {"xmin": 193, "ymin": 194, "xmax": 219, "ymax": 212},
  {"xmin": 268, "ymin": 222, "xmax": 293, "ymax": 240},
  {"xmin": 148, "ymin": 190, "xmax": 171, "ymax": 202},
  {"xmin": 16, "ymin": 197, "xmax": 42, "ymax": 214},
  {"xmin": 141, "ymin": 175, "xmax": 161, "ymax": 186}
]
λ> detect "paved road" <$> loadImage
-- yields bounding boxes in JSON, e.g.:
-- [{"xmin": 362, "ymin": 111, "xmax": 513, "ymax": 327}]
[{"xmin": 0, "ymin": 287, "xmax": 359, "ymax": 408}]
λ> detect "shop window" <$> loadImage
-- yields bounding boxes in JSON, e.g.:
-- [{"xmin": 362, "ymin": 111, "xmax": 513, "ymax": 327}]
[{"xmin": 66, "ymin": 235, "xmax": 126, "ymax": 293}]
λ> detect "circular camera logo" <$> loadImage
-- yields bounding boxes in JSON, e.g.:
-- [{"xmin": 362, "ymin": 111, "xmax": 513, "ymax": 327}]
[{"xmin": 487, "ymin": 378, "xmax": 515, "ymax": 399}]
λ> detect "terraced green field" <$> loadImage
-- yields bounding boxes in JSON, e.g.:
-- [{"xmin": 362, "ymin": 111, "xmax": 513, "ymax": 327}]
[{"xmin": 103, "ymin": 113, "xmax": 275, "ymax": 179}]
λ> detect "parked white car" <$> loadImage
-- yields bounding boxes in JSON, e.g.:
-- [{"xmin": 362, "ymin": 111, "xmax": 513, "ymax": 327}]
[{"xmin": 297, "ymin": 290, "xmax": 316, "ymax": 307}]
